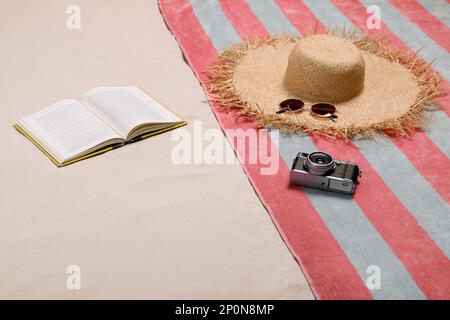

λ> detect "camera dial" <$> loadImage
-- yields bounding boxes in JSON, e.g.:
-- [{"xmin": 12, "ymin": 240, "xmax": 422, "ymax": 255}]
[{"xmin": 305, "ymin": 152, "xmax": 335, "ymax": 176}]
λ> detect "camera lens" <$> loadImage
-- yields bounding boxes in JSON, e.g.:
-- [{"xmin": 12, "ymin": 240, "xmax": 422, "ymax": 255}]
[
  {"xmin": 309, "ymin": 152, "xmax": 333, "ymax": 165},
  {"xmin": 305, "ymin": 152, "xmax": 335, "ymax": 175}
]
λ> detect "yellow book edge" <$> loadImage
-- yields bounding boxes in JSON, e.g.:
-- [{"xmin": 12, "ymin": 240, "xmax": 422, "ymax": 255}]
[{"xmin": 13, "ymin": 121, "xmax": 187, "ymax": 167}]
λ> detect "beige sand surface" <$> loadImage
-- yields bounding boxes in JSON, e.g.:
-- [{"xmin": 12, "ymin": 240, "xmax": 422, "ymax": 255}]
[{"xmin": 0, "ymin": 0, "xmax": 313, "ymax": 299}]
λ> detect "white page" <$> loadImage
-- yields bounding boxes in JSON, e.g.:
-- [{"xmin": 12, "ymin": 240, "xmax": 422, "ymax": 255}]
[
  {"xmin": 83, "ymin": 86, "xmax": 181, "ymax": 138},
  {"xmin": 21, "ymin": 99, "xmax": 122, "ymax": 162}
]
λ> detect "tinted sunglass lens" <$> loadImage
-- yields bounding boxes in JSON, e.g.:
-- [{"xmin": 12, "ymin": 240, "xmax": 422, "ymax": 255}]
[
  {"xmin": 278, "ymin": 99, "xmax": 304, "ymax": 113},
  {"xmin": 311, "ymin": 103, "xmax": 336, "ymax": 116}
]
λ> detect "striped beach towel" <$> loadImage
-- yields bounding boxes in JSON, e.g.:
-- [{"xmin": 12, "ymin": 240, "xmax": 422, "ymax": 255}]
[{"xmin": 159, "ymin": 0, "xmax": 450, "ymax": 299}]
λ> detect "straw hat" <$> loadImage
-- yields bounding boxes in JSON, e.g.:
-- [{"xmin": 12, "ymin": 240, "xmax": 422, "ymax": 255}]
[{"xmin": 207, "ymin": 29, "xmax": 443, "ymax": 139}]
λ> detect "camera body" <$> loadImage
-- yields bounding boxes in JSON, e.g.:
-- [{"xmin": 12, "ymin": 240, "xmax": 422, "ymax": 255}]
[{"xmin": 290, "ymin": 152, "xmax": 360, "ymax": 195}]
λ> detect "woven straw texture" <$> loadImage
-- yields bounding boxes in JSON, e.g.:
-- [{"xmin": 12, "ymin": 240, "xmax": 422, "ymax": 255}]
[{"xmin": 207, "ymin": 30, "xmax": 443, "ymax": 139}]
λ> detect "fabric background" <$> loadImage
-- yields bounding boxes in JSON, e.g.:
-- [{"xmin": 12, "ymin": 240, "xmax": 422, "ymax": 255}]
[{"xmin": 0, "ymin": 0, "xmax": 313, "ymax": 299}]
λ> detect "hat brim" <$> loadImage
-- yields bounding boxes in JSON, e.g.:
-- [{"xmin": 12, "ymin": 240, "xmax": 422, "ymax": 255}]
[{"xmin": 207, "ymin": 32, "xmax": 443, "ymax": 139}]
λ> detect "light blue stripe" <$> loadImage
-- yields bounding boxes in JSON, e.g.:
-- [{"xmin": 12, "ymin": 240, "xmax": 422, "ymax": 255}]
[
  {"xmin": 415, "ymin": 114, "xmax": 449, "ymax": 159},
  {"xmin": 355, "ymin": 137, "xmax": 450, "ymax": 258},
  {"xmin": 303, "ymin": 0, "xmax": 353, "ymax": 27},
  {"xmin": 192, "ymin": 0, "xmax": 429, "ymax": 298},
  {"xmin": 190, "ymin": 0, "xmax": 241, "ymax": 51},
  {"xmin": 426, "ymin": 111, "xmax": 450, "ymax": 157},
  {"xmin": 270, "ymin": 131, "xmax": 425, "ymax": 300},
  {"xmin": 417, "ymin": 0, "xmax": 450, "ymax": 28},
  {"xmin": 360, "ymin": 0, "xmax": 450, "ymax": 80},
  {"xmin": 246, "ymin": 0, "xmax": 299, "ymax": 35}
]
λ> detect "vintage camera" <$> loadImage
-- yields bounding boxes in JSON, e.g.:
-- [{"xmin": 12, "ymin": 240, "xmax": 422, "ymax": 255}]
[{"xmin": 290, "ymin": 151, "xmax": 361, "ymax": 195}]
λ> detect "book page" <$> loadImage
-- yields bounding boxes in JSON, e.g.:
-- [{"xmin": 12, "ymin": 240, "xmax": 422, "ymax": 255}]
[
  {"xmin": 20, "ymin": 99, "xmax": 122, "ymax": 162},
  {"xmin": 83, "ymin": 86, "xmax": 182, "ymax": 138}
]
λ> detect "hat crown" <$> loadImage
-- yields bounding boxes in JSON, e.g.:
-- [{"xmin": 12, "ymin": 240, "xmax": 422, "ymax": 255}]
[{"xmin": 284, "ymin": 35, "xmax": 365, "ymax": 103}]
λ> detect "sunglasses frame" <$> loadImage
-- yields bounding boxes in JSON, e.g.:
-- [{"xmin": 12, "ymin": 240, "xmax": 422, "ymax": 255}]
[{"xmin": 277, "ymin": 99, "xmax": 338, "ymax": 121}]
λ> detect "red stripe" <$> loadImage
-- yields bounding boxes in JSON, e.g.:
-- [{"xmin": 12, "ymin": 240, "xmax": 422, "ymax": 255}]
[
  {"xmin": 440, "ymin": 82, "xmax": 450, "ymax": 117},
  {"xmin": 395, "ymin": 130, "xmax": 450, "ymax": 203},
  {"xmin": 389, "ymin": 0, "xmax": 450, "ymax": 52},
  {"xmin": 330, "ymin": 0, "xmax": 450, "ymax": 201},
  {"xmin": 218, "ymin": 0, "xmax": 268, "ymax": 38},
  {"xmin": 159, "ymin": 0, "xmax": 373, "ymax": 299},
  {"xmin": 274, "ymin": 0, "xmax": 325, "ymax": 32},
  {"xmin": 158, "ymin": 0, "xmax": 217, "ymax": 78}
]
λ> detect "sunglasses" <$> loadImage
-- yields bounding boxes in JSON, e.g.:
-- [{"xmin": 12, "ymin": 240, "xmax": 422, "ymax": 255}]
[{"xmin": 276, "ymin": 99, "xmax": 338, "ymax": 121}]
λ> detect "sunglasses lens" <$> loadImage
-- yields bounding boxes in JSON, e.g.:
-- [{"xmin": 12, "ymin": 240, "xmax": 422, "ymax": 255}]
[
  {"xmin": 311, "ymin": 103, "xmax": 336, "ymax": 115},
  {"xmin": 279, "ymin": 99, "xmax": 304, "ymax": 111}
]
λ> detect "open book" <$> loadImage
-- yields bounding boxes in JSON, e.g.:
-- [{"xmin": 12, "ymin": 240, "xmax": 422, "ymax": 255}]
[{"xmin": 14, "ymin": 86, "xmax": 187, "ymax": 167}]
